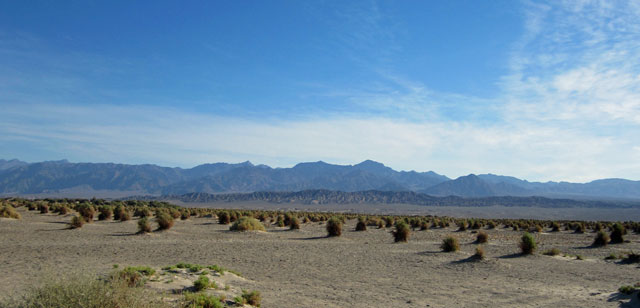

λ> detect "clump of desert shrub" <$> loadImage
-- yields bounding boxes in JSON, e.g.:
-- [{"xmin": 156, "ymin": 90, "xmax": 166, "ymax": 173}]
[
  {"xmin": 384, "ymin": 216, "xmax": 394, "ymax": 228},
  {"xmin": 592, "ymin": 231, "xmax": 610, "ymax": 247},
  {"xmin": 193, "ymin": 275, "xmax": 211, "ymax": 291},
  {"xmin": 276, "ymin": 215, "xmax": 285, "ymax": 227},
  {"xmin": 625, "ymin": 252, "xmax": 640, "ymax": 263},
  {"xmin": 0, "ymin": 204, "xmax": 21, "ymax": 219},
  {"xmin": 98, "ymin": 206, "xmax": 113, "ymax": 220},
  {"xmin": 610, "ymin": 223, "xmax": 626, "ymax": 244},
  {"xmin": 115, "ymin": 207, "xmax": 131, "ymax": 221},
  {"xmin": 155, "ymin": 212, "xmax": 174, "ymax": 230},
  {"xmin": 137, "ymin": 217, "xmax": 151, "ymax": 233},
  {"xmin": 230, "ymin": 217, "xmax": 265, "ymax": 232},
  {"xmin": 393, "ymin": 221, "xmax": 410, "ymax": 242},
  {"xmin": 116, "ymin": 266, "xmax": 155, "ymax": 287},
  {"xmin": 218, "ymin": 211, "xmax": 230, "ymax": 225},
  {"xmin": 551, "ymin": 222, "xmax": 560, "ymax": 232},
  {"xmin": 576, "ymin": 255, "xmax": 585, "ymax": 260},
  {"xmin": 456, "ymin": 220, "xmax": 467, "ymax": 231},
  {"xmin": 618, "ymin": 285, "xmax": 638, "ymax": 295},
  {"xmin": 519, "ymin": 232, "xmax": 536, "ymax": 255},
  {"xmin": 605, "ymin": 252, "xmax": 619, "ymax": 260},
  {"xmin": 77, "ymin": 204, "xmax": 95, "ymax": 223},
  {"xmin": 0, "ymin": 272, "xmax": 169, "ymax": 308},
  {"xmin": 69, "ymin": 215, "xmax": 84, "ymax": 229},
  {"xmin": 441, "ymin": 236, "xmax": 459, "ymax": 252},
  {"xmin": 543, "ymin": 248, "xmax": 561, "ymax": 256},
  {"xmin": 180, "ymin": 210, "xmax": 190, "ymax": 220},
  {"xmin": 476, "ymin": 231, "xmax": 488, "ymax": 244},
  {"xmin": 57, "ymin": 205, "xmax": 70, "ymax": 215},
  {"xmin": 182, "ymin": 293, "xmax": 224, "ymax": 308},
  {"xmin": 355, "ymin": 217, "xmax": 367, "ymax": 231},
  {"xmin": 237, "ymin": 290, "xmax": 261, "ymax": 307},
  {"xmin": 289, "ymin": 216, "xmax": 300, "ymax": 230},
  {"xmin": 39, "ymin": 204, "xmax": 49, "ymax": 214},
  {"xmin": 326, "ymin": 217, "xmax": 343, "ymax": 237},
  {"xmin": 473, "ymin": 246, "xmax": 485, "ymax": 260},
  {"xmin": 574, "ymin": 223, "xmax": 585, "ymax": 234},
  {"xmin": 487, "ymin": 221, "xmax": 497, "ymax": 229}
]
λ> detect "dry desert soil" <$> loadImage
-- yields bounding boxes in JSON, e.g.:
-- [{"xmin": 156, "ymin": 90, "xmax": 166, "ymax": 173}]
[{"xmin": 1, "ymin": 207, "xmax": 639, "ymax": 307}]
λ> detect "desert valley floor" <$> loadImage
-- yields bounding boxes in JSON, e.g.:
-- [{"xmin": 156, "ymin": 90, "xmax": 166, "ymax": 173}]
[{"xmin": 1, "ymin": 207, "xmax": 639, "ymax": 307}]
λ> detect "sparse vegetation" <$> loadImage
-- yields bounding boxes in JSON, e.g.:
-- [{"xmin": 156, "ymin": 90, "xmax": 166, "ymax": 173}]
[
  {"xmin": 476, "ymin": 231, "xmax": 488, "ymax": 244},
  {"xmin": 156, "ymin": 212, "xmax": 174, "ymax": 230},
  {"xmin": 618, "ymin": 285, "xmax": 637, "ymax": 295},
  {"xmin": 592, "ymin": 231, "xmax": 610, "ymax": 247},
  {"xmin": 355, "ymin": 217, "xmax": 367, "ymax": 231},
  {"xmin": 193, "ymin": 274, "xmax": 211, "ymax": 291},
  {"xmin": 289, "ymin": 216, "xmax": 300, "ymax": 230},
  {"xmin": 230, "ymin": 217, "xmax": 265, "ymax": 232},
  {"xmin": 326, "ymin": 217, "xmax": 342, "ymax": 237},
  {"xmin": 0, "ymin": 273, "xmax": 168, "ymax": 308},
  {"xmin": 240, "ymin": 290, "xmax": 261, "ymax": 307},
  {"xmin": 441, "ymin": 236, "xmax": 459, "ymax": 252},
  {"xmin": 0, "ymin": 204, "xmax": 21, "ymax": 219},
  {"xmin": 138, "ymin": 217, "xmax": 151, "ymax": 233},
  {"xmin": 610, "ymin": 223, "xmax": 626, "ymax": 244},
  {"xmin": 392, "ymin": 221, "xmax": 410, "ymax": 242},
  {"xmin": 519, "ymin": 232, "xmax": 536, "ymax": 255},
  {"xmin": 543, "ymin": 248, "xmax": 561, "ymax": 256},
  {"xmin": 218, "ymin": 211, "xmax": 230, "ymax": 225},
  {"xmin": 182, "ymin": 293, "xmax": 224, "ymax": 308},
  {"xmin": 473, "ymin": 246, "xmax": 485, "ymax": 260},
  {"xmin": 70, "ymin": 215, "xmax": 84, "ymax": 229}
]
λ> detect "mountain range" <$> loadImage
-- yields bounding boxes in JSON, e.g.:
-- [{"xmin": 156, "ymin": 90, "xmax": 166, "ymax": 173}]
[{"xmin": 1, "ymin": 159, "xmax": 639, "ymax": 200}]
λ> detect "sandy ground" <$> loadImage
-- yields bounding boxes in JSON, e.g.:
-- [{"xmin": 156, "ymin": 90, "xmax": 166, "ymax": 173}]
[{"xmin": 1, "ymin": 207, "xmax": 639, "ymax": 307}]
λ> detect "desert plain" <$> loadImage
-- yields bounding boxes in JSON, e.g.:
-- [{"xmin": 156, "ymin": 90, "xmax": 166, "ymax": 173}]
[{"xmin": 1, "ymin": 205, "xmax": 639, "ymax": 307}]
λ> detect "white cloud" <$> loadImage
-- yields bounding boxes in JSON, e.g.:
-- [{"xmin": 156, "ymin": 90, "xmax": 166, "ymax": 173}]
[{"xmin": 1, "ymin": 103, "xmax": 638, "ymax": 182}]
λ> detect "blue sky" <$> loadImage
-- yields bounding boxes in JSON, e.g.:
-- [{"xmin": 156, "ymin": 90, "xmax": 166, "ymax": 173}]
[{"xmin": 1, "ymin": 1, "xmax": 639, "ymax": 182}]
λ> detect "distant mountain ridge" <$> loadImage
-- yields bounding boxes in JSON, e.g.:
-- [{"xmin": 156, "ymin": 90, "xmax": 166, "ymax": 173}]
[
  {"xmin": 154, "ymin": 190, "xmax": 640, "ymax": 208},
  {"xmin": 0, "ymin": 159, "xmax": 639, "ymax": 200}
]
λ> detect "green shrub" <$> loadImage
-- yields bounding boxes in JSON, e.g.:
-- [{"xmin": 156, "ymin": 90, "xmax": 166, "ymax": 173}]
[
  {"xmin": 618, "ymin": 285, "xmax": 637, "ymax": 295},
  {"xmin": 625, "ymin": 252, "xmax": 640, "ymax": 263},
  {"xmin": 70, "ymin": 215, "xmax": 84, "ymax": 229},
  {"xmin": 230, "ymin": 217, "xmax": 265, "ymax": 232},
  {"xmin": 0, "ymin": 273, "xmax": 169, "ymax": 308},
  {"xmin": 98, "ymin": 207, "xmax": 113, "ymax": 220},
  {"xmin": 393, "ymin": 221, "xmax": 410, "ymax": 242},
  {"xmin": 116, "ymin": 266, "xmax": 155, "ymax": 287},
  {"xmin": 610, "ymin": 223, "xmax": 626, "ymax": 244},
  {"xmin": 592, "ymin": 231, "xmax": 609, "ymax": 247},
  {"xmin": 156, "ymin": 212, "xmax": 174, "ymax": 230},
  {"xmin": 326, "ymin": 217, "xmax": 342, "ymax": 237},
  {"xmin": 543, "ymin": 248, "xmax": 561, "ymax": 256},
  {"xmin": 182, "ymin": 293, "xmax": 223, "ymax": 308},
  {"xmin": 193, "ymin": 275, "xmax": 210, "ymax": 291},
  {"xmin": 137, "ymin": 217, "xmax": 151, "ymax": 233},
  {"xmin": 180, "ymin": 210, "xmax": 190, "ymax": 220},
  {"xmin": 0, "ymin": 204, "xmax": 21, "ymax": 219},
  {"xmin": 519, "ymin": 232, "xmax": 536, "ymax": 255},
  {"xmin": 241, "ymin": 290, "xmax": 261, "ymax": 307},
  {"xmin": 476, "ymin": 231, "xmax": 488, "ymax": 244},
  {"xmin": 441, "ymin": 236, "xmax": 459, "ymax": 252},
  {"xmin": 605, "ymin": 252, "xmax": 618, "ymax": 260}
]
